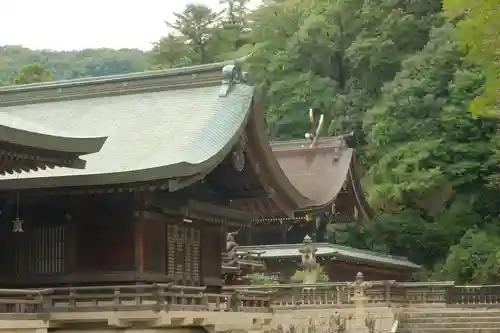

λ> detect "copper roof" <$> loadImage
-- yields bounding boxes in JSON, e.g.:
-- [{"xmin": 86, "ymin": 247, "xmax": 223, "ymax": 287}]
[
  {"xmin": 0, "ymin": 60, "xmax": 253, "ymax": 189},
  {"xmin": 0, "ymin": 113, "xmax": 107, "ymax": 175},
  {"xmin": 237, "ymin": 243, "xmax": 420, "ymax": 269}
]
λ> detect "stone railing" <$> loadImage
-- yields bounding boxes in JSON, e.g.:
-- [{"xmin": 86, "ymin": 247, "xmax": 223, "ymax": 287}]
[
  {"xmin": 225, "ymin": 280, "xmax": 500, "ymax": 308},
  {"xmin": 0, "ymin": 279, "xmax": 498, "ymax": 321},
  {"xmin": 0, "ymin": 283, "xmax": 273, "ymax": 319}
]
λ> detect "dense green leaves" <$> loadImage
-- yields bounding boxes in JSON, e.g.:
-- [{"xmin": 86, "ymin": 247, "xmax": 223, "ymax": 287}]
[
  {"xmin": 241, "ymin": 0, "xmax": 500, "ymax": 283},
  {"xmin": 443, "ymin": 0, "xmax": 500, "ymax": 116},
  {"xmin": 0, "ymin": 46, "xmax": 150, "ymax": 85},
  {"xmin": 14, "ymin": 64, "xmax": 51, "ymax": 84}
]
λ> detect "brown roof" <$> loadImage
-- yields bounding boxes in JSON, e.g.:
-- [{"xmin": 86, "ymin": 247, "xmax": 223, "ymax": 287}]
[
  {"xmin": 268, "ymin": 137, "xmax": 372, "ymax": 218},
  {"xmin": 271, "ymin": 137, "xmax": 352, "ymax": 210},
  {"xmin": 242, "ymin": 102, "xmax": 371, "ymax": 218}
]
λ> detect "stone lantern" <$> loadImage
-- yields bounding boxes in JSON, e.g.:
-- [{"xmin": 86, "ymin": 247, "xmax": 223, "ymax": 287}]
[
  {"xmin": 347, "ymin": 272, "xmax": 373, "ymax": 330},
  {"xmin": 225, "ymin": 231, "xmax": 239, "ymax": 265},
  {"xmin": 298, "ymin": 235, "xmax": 318, "ymax": 284}
]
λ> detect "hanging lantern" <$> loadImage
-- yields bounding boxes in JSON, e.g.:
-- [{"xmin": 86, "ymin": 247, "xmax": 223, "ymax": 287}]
[
  {"xmin": 12, "ymin": 217, "xmax": 23, "ymax": 233},
  {"xmin": 12, "ymin": 190, "xmax": 24, "ymax": 233}
]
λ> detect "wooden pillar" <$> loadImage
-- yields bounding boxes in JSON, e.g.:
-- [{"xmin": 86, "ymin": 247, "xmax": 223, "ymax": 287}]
[
  {"xmin": 202, "ymin": 226, "xmax": 223, "ymax": 290},
  {"xmin": 245, "ymin": 225, "xmax": 253, "ymax": 245},
  {"xmin": 134, "ymin": 218, "xmax": 145, "ymax": 274},
  {"xmin": 280, "ymin": 223, "xmax": 287, "ymax": 244},
  {"xmin": 64, "ymin": 213, "xmax": 77, "ymax": 274}
]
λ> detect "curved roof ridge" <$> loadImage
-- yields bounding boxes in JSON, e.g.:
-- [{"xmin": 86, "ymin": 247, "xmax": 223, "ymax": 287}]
[
  {"xmin": 245, "ymin": 101, "xmax": 311, "ymax": 212},
  {"xmin": 0, "ymin": 57, "xmax": 249, "ymax": 94}
]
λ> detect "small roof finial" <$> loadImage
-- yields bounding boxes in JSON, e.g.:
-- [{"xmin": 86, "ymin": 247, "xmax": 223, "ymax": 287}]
[{"xmin": 303, "ymin": 234, "xmax": 312, "ymax": 243}]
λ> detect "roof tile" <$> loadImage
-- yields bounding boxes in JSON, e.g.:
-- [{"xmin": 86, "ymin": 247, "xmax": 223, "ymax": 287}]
[
  {"xmin": 237, "ymin": 243, "xmax": 420, "ymax": 269},
  {"xmin": 0, "ymin": 80, "xmax": 254, "ymax": 189}
]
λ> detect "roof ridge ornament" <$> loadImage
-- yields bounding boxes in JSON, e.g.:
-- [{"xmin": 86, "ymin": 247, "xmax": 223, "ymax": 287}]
[
  {"xmin": 305, "ymin": 108, "xmax": 324, "ymax": 149},
  {"xmin": 219, "ymin": 64, "xmax": 249, "ymax": 97},
  {"xmin": 333, "ymin": 131, "xmax": 354, "ymax": 161}
]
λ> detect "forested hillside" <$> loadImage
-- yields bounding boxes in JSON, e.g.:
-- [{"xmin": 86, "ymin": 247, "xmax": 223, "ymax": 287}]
[
  {"xmin": 3, "ymin": 0, "xmax": 500, "ymax": 283},
  {"xmin": 0, "ymin": 46, "xmax": 149, "ymax": 84}
]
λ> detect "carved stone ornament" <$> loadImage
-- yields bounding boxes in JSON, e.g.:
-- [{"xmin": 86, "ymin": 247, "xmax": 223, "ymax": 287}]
[{"xmin": 232, "ymin": 149, "xmax": 245, "ymax": 172}]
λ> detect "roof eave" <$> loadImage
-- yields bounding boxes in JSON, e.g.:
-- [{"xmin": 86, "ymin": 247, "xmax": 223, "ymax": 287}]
[
  {"xmin": 0, "ymin": 125, "xmax": 108, "ymax": 155},
  {"xmin": 247, "ymin": 97, "xmax": 310, "ymax": 212},
  {"xmin": 0, "ymin": 160, "xmax": 216, "ymax": 191}
]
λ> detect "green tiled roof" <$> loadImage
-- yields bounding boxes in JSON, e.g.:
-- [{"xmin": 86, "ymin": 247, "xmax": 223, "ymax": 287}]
[
  {"xmin": 0, "ymin": 112, "xmax": 106, "ymax": 154},
  {"xmin": 0, "ymin": 60, "xmax": 254, "ymax": 189},
  {"xmin": 237, "ymin": 242, "xmax": 420, "ymax": 269}
]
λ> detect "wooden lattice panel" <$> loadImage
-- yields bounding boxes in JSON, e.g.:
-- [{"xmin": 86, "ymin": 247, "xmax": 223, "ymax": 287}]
[{"xmin": 166, "ymin": 224, "xmax": 201, "ymax": 285}]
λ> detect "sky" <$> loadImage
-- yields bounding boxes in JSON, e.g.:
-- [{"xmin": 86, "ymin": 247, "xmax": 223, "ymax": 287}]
[{"xmin": 0, "ymin": 0, "xmax": 260, "ymax": 51}]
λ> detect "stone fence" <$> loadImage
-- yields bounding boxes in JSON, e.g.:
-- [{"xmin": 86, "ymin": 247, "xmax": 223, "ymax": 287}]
[
  {"xmin": 0, "ymin": 276, "xmax": 498, "ymax": 321},
  {"xmin": 0, "ymin": 283, "xmax": 272, "ymax": 320},
  {"xmin": 225, "ymin": 280, "xmax": 500, "ymax": 308}
]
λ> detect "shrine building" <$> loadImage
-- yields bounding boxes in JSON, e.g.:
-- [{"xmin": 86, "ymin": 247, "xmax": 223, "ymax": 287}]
[
  {"xmin": 237, "ymin": 241, "xmax": 420, "ymax": 282},
  {"xmin": 0, "ymin": 58, "xmax": 402, "ymax": 289}
]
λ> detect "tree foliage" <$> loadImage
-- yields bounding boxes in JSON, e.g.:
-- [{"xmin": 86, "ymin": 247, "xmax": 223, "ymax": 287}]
[
  {"xmin": 0, "ymin": 46, "xmax": 150, "ymax": 85},
  {"xmin": 443, "ymin": 0, "xmax": 500, "ymax": 116},
  {"xmin": 290, "ymin": 264, "xmax": 330, "ymax": 283},
  {"xmin": 248, "ymin": 273, "xmax": 279, "ymax": 285},
  {"xmin": 14, "ymin": 64, "xmax": 52, "ymax": 84}
]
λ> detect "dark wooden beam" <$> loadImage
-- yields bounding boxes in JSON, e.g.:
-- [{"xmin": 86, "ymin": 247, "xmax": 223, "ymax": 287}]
[{"xmin": 225, "ymin": 190, "xmax": 268, "ymax": 199}]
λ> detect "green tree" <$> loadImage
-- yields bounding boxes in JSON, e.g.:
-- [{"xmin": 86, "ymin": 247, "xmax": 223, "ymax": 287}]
[
  {"xmin": 151, "ymin": 34, "xmax": 191, "ymax": 68},
  {"xmin": 290, "ymin": 264, "xmax": 329, "ymax": 283},
  {"xmin": 158, "ymin": 4, "xmax": 223, "ymax": 65},
  {"xmin": 0, "ymin": 46, "xmax": 149, "ymax": 85},
  {"xmin": 359, "ymin": 24, "xmax": 498, "ymax": 273},
  {"xmin": 246, "ymin": 0, "xmax": 441, "ymax": 144},
  {"xmin": 435, "ymin": 228, "xmax": 500, "ymax": 284},
  {"xmin": 14, "ymin": 63, "xmax": 52, "ymax": 84},
  {"xmin": 216, "ymin": 0, "xmax": 252, "ymax": 60},
  {"xmin": 248, "ymin": 273, "xmax": 279, "ymax": 285},
  {"xmin": 443, "ymin": 0, "xmax": 500, "ymax": 115}
]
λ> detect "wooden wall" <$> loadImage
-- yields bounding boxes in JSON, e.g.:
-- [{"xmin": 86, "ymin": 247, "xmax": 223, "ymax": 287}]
[
  {"xmin": 264, "ymin": 259, "xmax": 413, "ymax": 283},
  {"xmin": 0, "ymin": 193, "xmax": 136, "ymax": 285},
  {"xmin": 0, "ymin": 200, "xmax": 69, "ymax": 280},
  {"xmin": 325, "ymin": 261, "xmax": 412, "ymax": 282},
  {"xmin": 201, "ymin": 226, "xmax": 222, "ymax": 286},
  {"xmin": 0, "ymin": 192, "xmax": 226, "ymax": 288},
  {"xmin": 75, "ymin": 210, "xmax": 134, "ymax": 272},
  {"xmin": 137, "ymin": 212, "xmax": 220, "ymax": 287}
]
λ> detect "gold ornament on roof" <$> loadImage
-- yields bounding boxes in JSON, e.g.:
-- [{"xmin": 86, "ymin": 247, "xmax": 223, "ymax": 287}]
[{"xmin": 305, "ymin": 108, "xmax": 324, "ymax": 149}]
